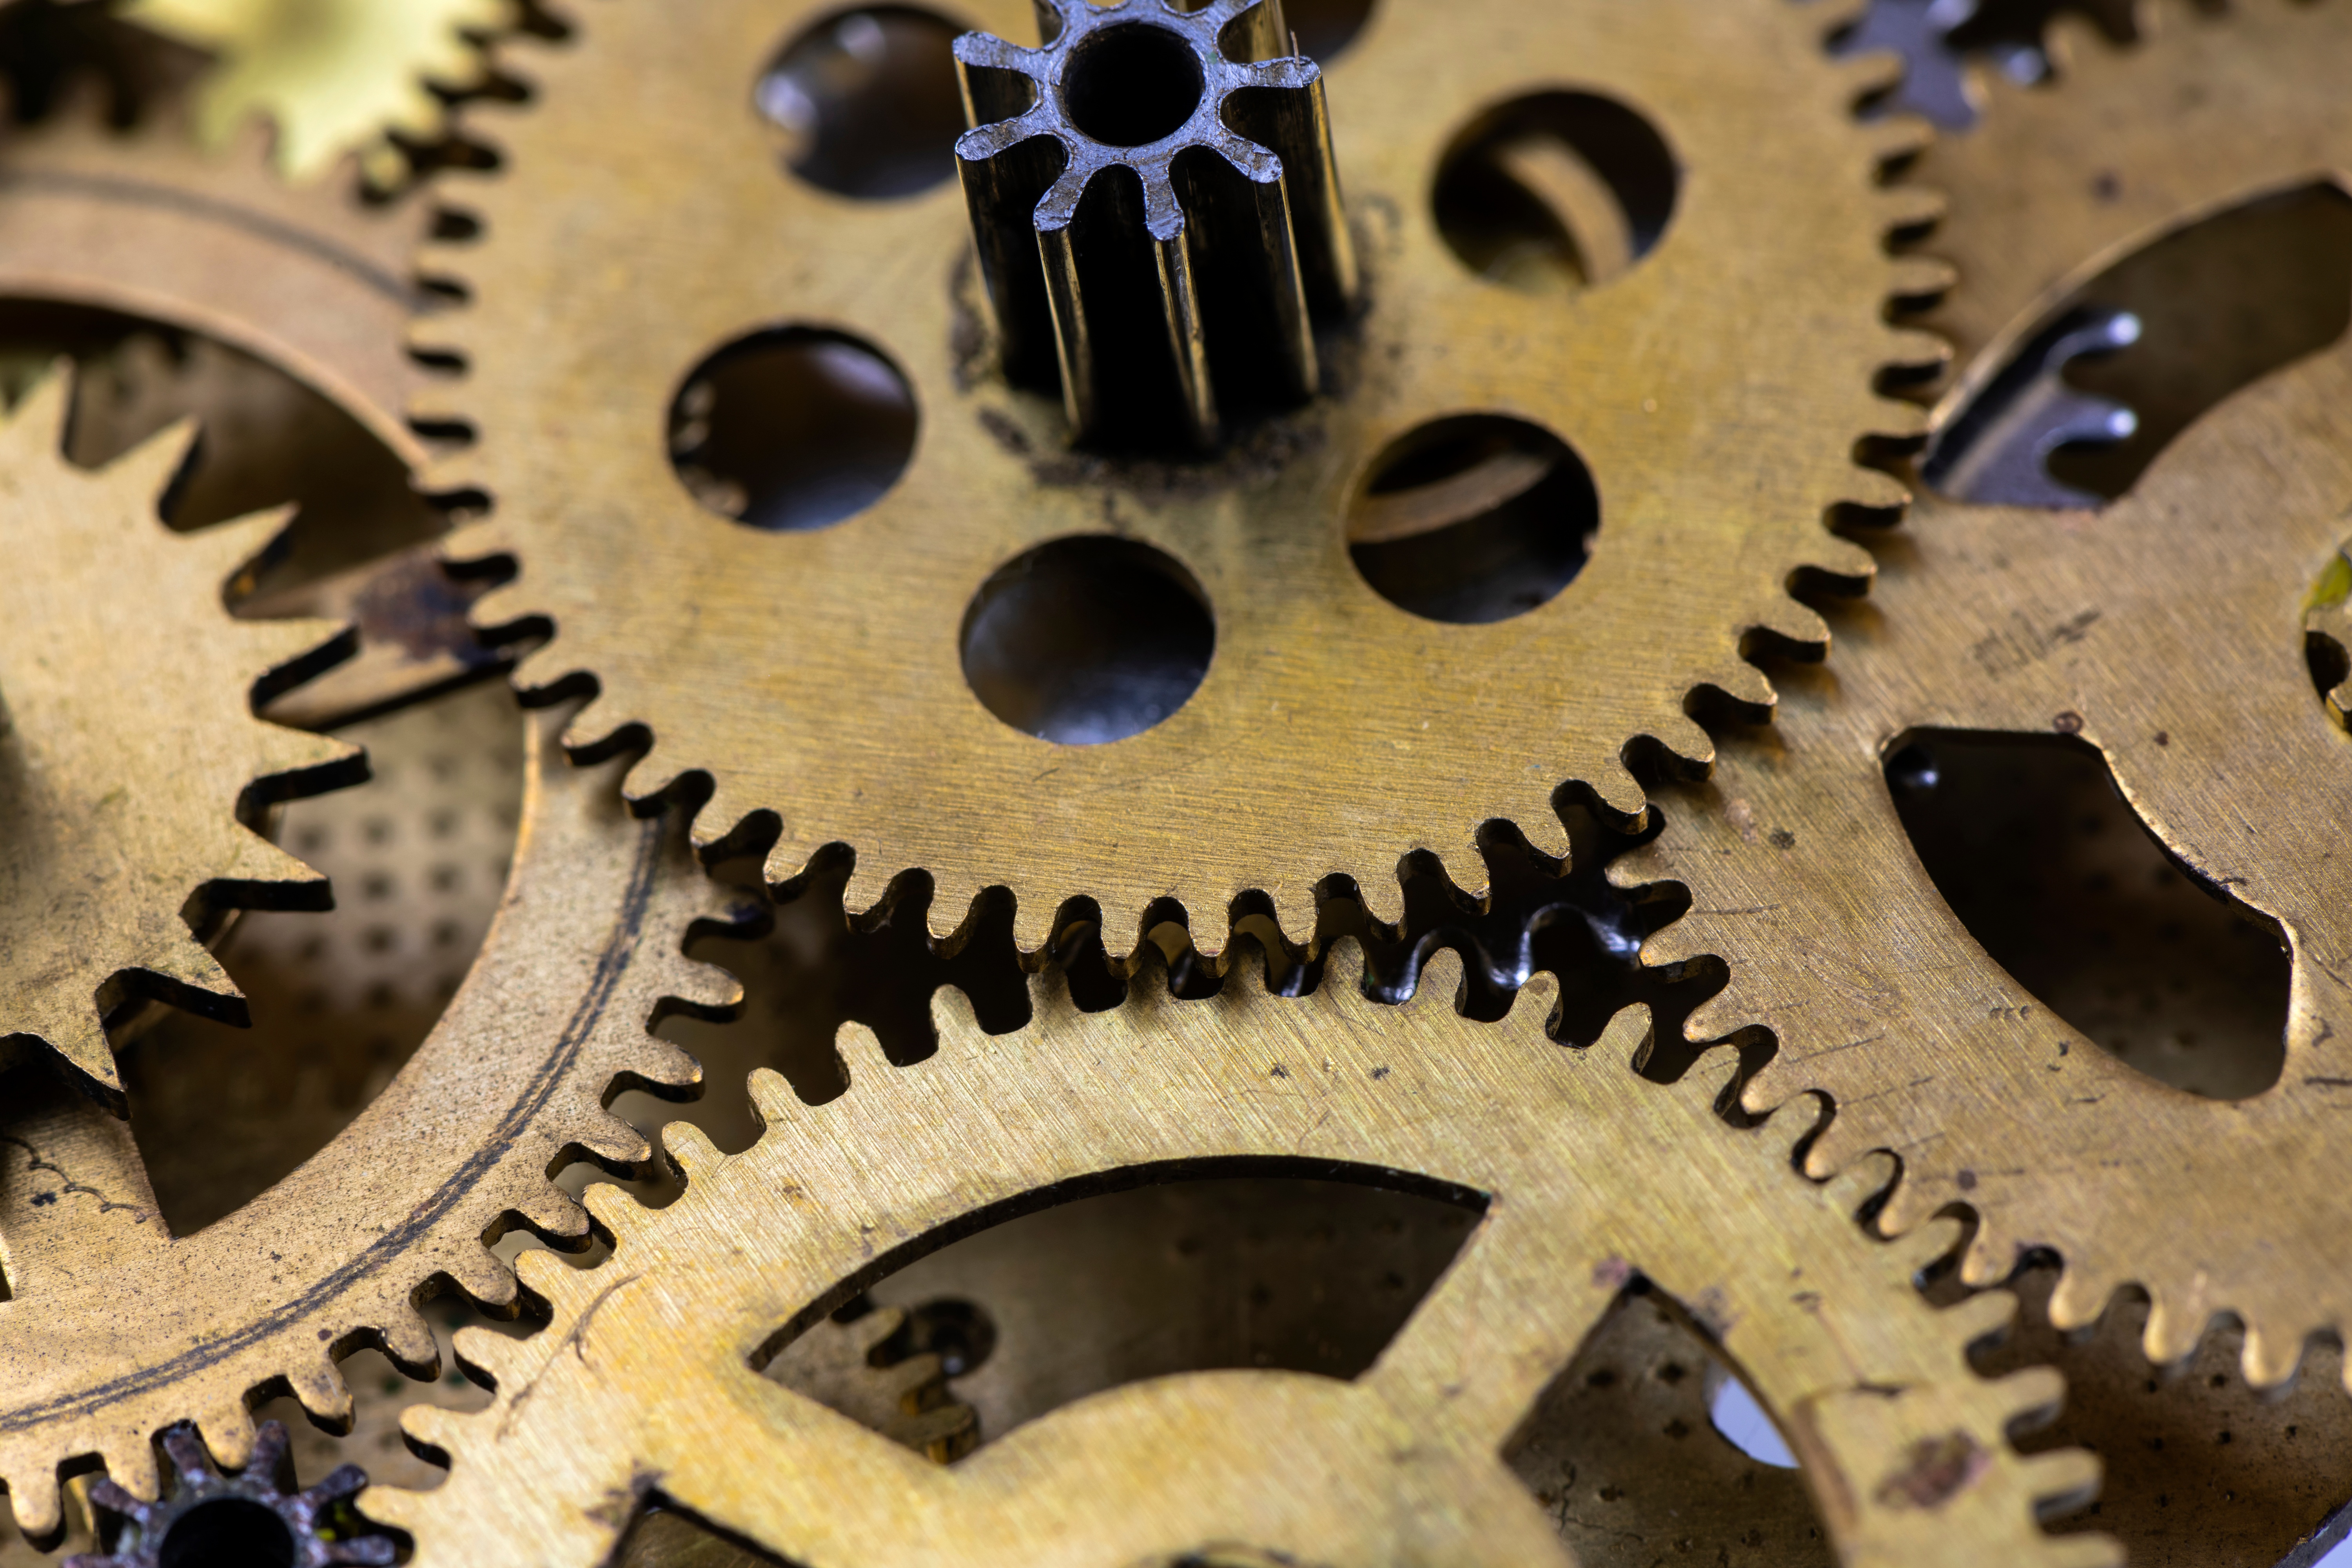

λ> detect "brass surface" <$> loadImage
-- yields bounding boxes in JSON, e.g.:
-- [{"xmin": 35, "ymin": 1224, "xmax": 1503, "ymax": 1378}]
[
  {"xmin": 0, "ymin": 714, "xmax": 722, "ymax": 1540},
  {"xmin": 0, "ymin": 371, "xmax": 357, "ymax": 1108},
  {"xmin": 119, "ymin": 0, "xmax": 510, "ymax": 183},
  {"xmin": 363, "ymin": 962, "xmax": 2109, "ymax": 1568},
  {"xmin": 422, "ymin": 0, "xmax": 1939, "ymax": 956},
  {"xmin": 1628, "ymin": 0, "xmax": 2352, "ymax": 1384}
]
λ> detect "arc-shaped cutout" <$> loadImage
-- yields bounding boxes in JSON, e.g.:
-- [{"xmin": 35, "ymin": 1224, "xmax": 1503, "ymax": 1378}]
[
  {"xmin": 752, "ymin": 1166, "xmax": 1483, "ymax": 1454},
  {"xmin": 1929, "ymin": 181, "xmax": 2352, "ymax": 506},
  {"xmin": 1884, "ymin": 730, "xmax": 2289, "ymax": 1100}
]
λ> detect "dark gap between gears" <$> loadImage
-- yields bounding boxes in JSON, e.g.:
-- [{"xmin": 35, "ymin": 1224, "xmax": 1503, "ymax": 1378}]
[
  {"xmin": 667, "ymin": 327, "xmax": 916, "ymax": 532},
  {"xmin": 1167, "ymin": 0, "xmax": 1375, "ymax": 62},
  {"xmin": 1433, "ymin": 90, "xmax": 1679, "ymax": 294},
  {"xmin": 755, "ymin": 6, "xmax": 967, "ymax": 199},
  {"xmin": 1062, "ymin": 22, "xmax": 1205, "ymax": 147},
  {"xmin": 1347, "ymin": 414, "xmax": 1598, "ymax": 624},
  {"xmin": 960, "ymin": 534, "xmax": 1216, "ymax": 745},
  {"xmin": 1884, "ymin": 730, "xmax": 2289, "ymax": 1100},
  {"xmin": 154, "ymin": 1497, "xmax": 296, "ymax": 1568}
]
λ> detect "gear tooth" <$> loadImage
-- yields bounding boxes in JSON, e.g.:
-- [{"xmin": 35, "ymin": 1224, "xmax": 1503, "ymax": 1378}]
[
  {"xmin": 379, "ymin": 1305, "xmax": 442, "ymax": 1379},
  {"xmin": 6, "ymin": 1465, "xmax": 64, "ymax": 1541},
  {"xmin": 416, "ymin": 451, "xmax": 491, "ymax": 503},
  {"xmin": 2018, "ymin": 1447, "xmax": 2106, "ymax": 1522},
  {"xmin": 2043, "ymin": 1534, "xmax": 2128, "ymax": 1568},
  {"xmin": 1887, "ymin": 1213, "xmax": 1967, "ymax": 1276},
  {"xmin": 513, "ymin": 642, "xmax": 589, "ymax": 705},
  {"xmin": 1938, "ymin": 1287, "xmax": 2019, "ymax": 1353},
  {"xmin": 746, "ymin": 1067, "xmax": 800, "ymax": 1130},
  {"xmin": 1836, "ymin": 466, "xmax": 1911, "ymax": 514},
  {"xmin": 465, "ymin": 581, "xmax": 533, "ymax": 633},
  {"xmin": 1877, "ymin": 184, "xmax": 1948, "ymax": 236},
  {"xmin": 1860, "ymin": 113, "xmax": 1935, "ymax": 168},
  {"xmin": 1866, "ymin": 396, "xmax": 1930, "ymax": 442},
  {"xmin": 512, "ymin": 1248, "xmax": 593, "ymax": 1312},
  {"xmin": 219, "ymin": 829, "xmax": 335, "ymax": 895},
  {"xmin": 2040, "ymin": 8, "xmax": 2115, "ymax": 70},
  {"xmin": 1588, "ymin": 1001, "xmax": 1650, "ymax": 1070},
  {"xmin": 1834, "ymin": 46, "xmax": 1906, "ymax": 104},
  {"xmin": 2044, "ymin": 1263, "xmax": 2115, "ymax": 1335},
  {"xmin": 407, "ymin": 385, "xmax": 472, "ymax": 428},
  {"xmin": 196, "ymin": 1403, "xmax": 260, "ymax": 1472},
  {"xmin": 1800, "ymin": 535, "xmax": 1877, "ymax": 588},
  {"xmin": 356, "ymin": 1482, "xmax": 424, "ymax": 1532},
  {"xmin": 2241, "ymin": 1324, "xmax": 2305, "ymax": 1390},
  {"xmin": 289, "ymin": 1353, "xmax": 354, "ymax": 1428},
  {"xmin": 1712, "ymin": 660, "xmax": 1776, "ymax": 712},
  {"xmin": 184, "ymin": 503, "xmax": 301, "ymax": 587},
  {"xmin": 617, "ymin": 746, "xmax": 685, "ymax": 810},
  {"xmin": 396, "ymin": 1402, "xmax": 469, "ymax": 1455},
  {"xmin": 1403, "ymin": 947, "xmax": 1465, "ymax": 1015},
  {"xmin": 446, "ymin": 1241, "xmax": 519, "ymax": 1310},
  {"xmin": 1515, "ymin": 968, "xmax": 1561, "ymax": 1020},
  {"xmin": 927, "ymin": 986, "xmax": 987, "ymax": 1051},
  {"xmin": 1818, "ymin": 1147, "xmax": 1895, "ymax": 1216},
  {"xmin": 1879, "ymin": 327, "xmax": 1953, "ymax": 377},
  {"xmin": 1886, "ymin": 255, "xmax": 1958, "ymax": 303},
  {"xmin": 2141, "ymin": 1294, "xmax": 2210, "ymax": 1367},
  {"xmin": 1321, "ymin": 935, "xmax": 1370, "ymax": 996},
  {"xmin": 581, "ymin": 1181, "xmax": 652, "ymax": 1243},
  {"xmin": 1651, "ymin": 711, "xmax": 1717, "ymax": 769},
  {"xmin": 2, "ymin": 358, "xmax": 74, "ymax": 455},
  {"xmin": 99, "ymin": 1437, "xmax": 159, "ymax": 1505},
  {"xmin": 1755, "ymin": 597, "xmax": 1833, "ymax": 653},
  {"xmin": 661, "ymin": 1120, "xmax": 728, "ymax": 1183},
  {"xmin": 1991, "ymin": 1364, "xmax": 2067, "ymax": 1428},
  {"xmin": 518, "ymin": 1184, "xmax": 589, "ymax": 1242}
]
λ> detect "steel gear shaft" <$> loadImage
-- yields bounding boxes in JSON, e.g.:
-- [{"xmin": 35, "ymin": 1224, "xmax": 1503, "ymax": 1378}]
[{"xmin": 953, "ymin": 0, "xmax": 1356, "ymax": 448}]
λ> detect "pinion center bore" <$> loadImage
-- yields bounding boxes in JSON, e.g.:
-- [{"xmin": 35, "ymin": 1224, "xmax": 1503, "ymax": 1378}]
[{"xmin": 1063, "ymin": 23, "xmax": 1203, "ymax": 146}]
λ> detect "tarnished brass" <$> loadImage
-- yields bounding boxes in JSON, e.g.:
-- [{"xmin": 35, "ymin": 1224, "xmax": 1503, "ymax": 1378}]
[
  {"xmin": 1628, "ymin": 0, "xmax": 2352, "ymax": 1392},
  {"xmin": 118, "ymin": 0, "xmax": 507, "ymax": 183},
  {"xmin": 363, "ymin": 961, "xmax": 2110, "ymax": 1568},
  {"xmin": 0, "ymin": 372, "xmax": 358, "ymax": 1109},
  {"xmin": 419, "ymin": 0, "xmax": 1941, "ymax": 960}
]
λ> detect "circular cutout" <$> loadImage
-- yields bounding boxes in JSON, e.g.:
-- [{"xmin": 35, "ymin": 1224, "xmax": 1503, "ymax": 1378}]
[
  {"xmin": 961, "ymin": 536, "xmax": 1215, "ymax": 744},
  {"xmin": 158, "ymin": 1498, "xmax": 298, "ymax": 1568},
  {"xmin": 1434, "ymin": 91, "xmax": 1679, "ymax": 293},
  {"xmin": 668, "ymin": 328, "xmax": 917, "ymax": 532},
  {"xmin": 1063, "ymin": 23, "xmax": 1204, "ymax": 147},
  {"xmin": 1348, "ymin": 416, "xmax": 1598, "ymax": 624},
  {"xmin": 756, "ymin": 7, "xmax": 967, "ymax": 198}
]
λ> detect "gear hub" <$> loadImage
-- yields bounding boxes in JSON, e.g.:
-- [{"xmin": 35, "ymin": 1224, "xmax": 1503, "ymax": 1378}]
[{"xmin": 953, "ymin": 0, "xmax": 1356, "ymax": 448}]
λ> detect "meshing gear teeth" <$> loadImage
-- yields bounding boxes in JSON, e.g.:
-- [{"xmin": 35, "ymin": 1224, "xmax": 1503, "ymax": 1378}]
[
  {"xmin": 363, "ymin": 953, "xmax": 2111, "ymax": 1568},
  {"xmin": 416, "ymin": 0, "xmax": 1942, "ymax": 970},
  {"xmin": 1624, "ymin": 0, "xmax": 2352, "ymax": 1397}
]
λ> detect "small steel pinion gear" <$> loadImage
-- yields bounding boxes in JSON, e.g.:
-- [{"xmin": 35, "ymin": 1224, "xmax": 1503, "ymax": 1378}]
[
  {"xmin": 0, "ymin": 367, "xmax": 361, "ymax": 1110},
  {"xmin": 954, "ymin": 0, "xmax": 1353, "ymax": 446},
  {"xmin": 365, "ymin": 956, "xmax": 2110, "ymax": 1568},
  {"xmin": 68, "ymin": 1421, "xmax": 392, "ymax": 1568},
  {"xmin": 418, "ymin": 0, "xmax": 1944, "ymax": 965},
  {"xmin": 1626, "ymin": 0, "xmax": 2352, "ymax": 1390}
]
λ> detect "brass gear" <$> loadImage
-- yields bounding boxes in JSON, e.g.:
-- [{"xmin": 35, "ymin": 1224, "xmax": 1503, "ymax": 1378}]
[
  {"xmin": 362, "ymin": 957, "xmax": 2110, "ymax": 1568},
  {"xmin": 1626, "ymin": 0, "xmax": 2352, "ymax": 1388},
  {"xmin": 0, "ymin": 369, "xmax": 359, "ymax": 1109},
  {"xmin": 117, "ymin": 0, "xmax": 511, "ymax": 185},
  {"xmin": 417, "ymin": 0, "xmax": 1944, "ymax": 960}
]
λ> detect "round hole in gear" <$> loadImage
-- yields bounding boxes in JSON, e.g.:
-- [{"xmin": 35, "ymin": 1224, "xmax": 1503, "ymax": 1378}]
[
  {"xmin": 755, "ymin": 7, "xmax": 969, "ymax": 198},
  {"xmin": 1062, "ymin": 23, "xmax": 1205, "ymax": 147},
  {"xmin": 1347, "ymin": 415, "xmax": 1598, "ymax": 624},
  {"xmin": 960, "ymin": 535, "xmax": 1215, "ymax": 745},
  {"xmin": 668, "ymin": 328, "xmax": 917, "ymax": 532},
  {"xmin": 156, "ymin": 1497, "xmax": 298, "ymax": 1568},
  {"xmin": 1434, "ymin": 91, "xmax": 1679, "ymax": 294}
]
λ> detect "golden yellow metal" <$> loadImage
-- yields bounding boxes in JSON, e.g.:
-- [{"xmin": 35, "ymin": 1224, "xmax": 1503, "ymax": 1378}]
[
  {"xmin": 420, "ymin": 0, "xmax": 1942, "ymax": 957},
  {"xmin": 363, "ymin": 960, "xmax": 2112, "ymax": 1568},
  {"xmin": 1626, "ymin": 0, "xmax": 2352, "ymax": 1392},
  {"xmin": 0, "ymin": 369, "xmax": 357, "ymax": 1109},
  {"xmin": 119, "ymin": 0, "xmax": 509, "ymax": 184},
  {"xmin": 0, "ymin": 713, "xmax": 723, "ymax": 1539}
]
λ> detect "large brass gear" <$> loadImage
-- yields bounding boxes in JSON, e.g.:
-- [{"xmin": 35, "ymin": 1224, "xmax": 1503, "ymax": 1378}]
[
  {"xmin": 0, "ymin": 369, "xmax": 359, "ymax": 1109},
  {"xmin": 1626, "ymin": 0, "xmax": 2352, "ymax": 1387},
  {"xmin": 417, "ymin": 0, "xmax": 1944, "ymax": 960},
  {"xmin": 363, "ymin": 957, "xmax": 2110, "ymax": 1568}
]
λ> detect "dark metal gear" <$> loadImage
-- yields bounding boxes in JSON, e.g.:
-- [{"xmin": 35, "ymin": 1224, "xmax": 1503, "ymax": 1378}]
[
  {"xmin": 67, "ymin": 1422, "xmax": 393, "ymax": 1568},
  {"xmin": 953, "ymin": 0, "xmax": 1356, "ymax": 447}
]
